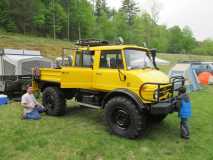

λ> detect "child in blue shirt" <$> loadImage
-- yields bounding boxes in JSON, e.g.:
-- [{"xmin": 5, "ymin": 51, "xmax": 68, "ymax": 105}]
[{"xmin": 178, "ymin": 87, "xmax": 192, "ymax": 139}]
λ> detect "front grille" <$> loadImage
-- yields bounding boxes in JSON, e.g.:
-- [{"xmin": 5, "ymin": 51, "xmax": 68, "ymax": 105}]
[
  {"xmin": 158, "ymin": 86, "xmax": 173, "ymax": 98},
  {"xmin": 160, "ymin": 86, "xmax": 172, "ymax": 94}
]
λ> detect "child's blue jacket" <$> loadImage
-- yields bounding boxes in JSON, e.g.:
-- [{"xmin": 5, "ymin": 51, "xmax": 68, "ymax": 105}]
[{"xmin": 180, "ymin": 96, "xmax": 192, "ymax": 118}]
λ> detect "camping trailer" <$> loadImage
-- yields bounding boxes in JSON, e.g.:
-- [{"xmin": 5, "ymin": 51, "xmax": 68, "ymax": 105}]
[{"xmin": 0, "ymin": 49, "xmax": 52, "ymax": 95}]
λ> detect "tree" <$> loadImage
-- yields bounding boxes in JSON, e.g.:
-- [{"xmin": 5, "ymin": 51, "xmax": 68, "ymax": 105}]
[
  {"xmin": 8, "ymin": 0, "xmax": 36, "ymax": 34},
  {"xmin": 78, "ymin": 0, "xmax": 96, "ymax": 39},
  {"xmin": 60, "ymin": 0, "xmax": 70, "ymax": 40},
  {"xmin": 121, "ymin": 0, "xmax": 139, "ymax": 25},
  {"xmin": 95, "ymin": 0, "xmax": 109, "ymax": 18},
  {"xmin": 0, "ymin": 0, "xmax": 16, "ymax": 32},
  {"xmin": 113, "ymin": 11, "xmax": 130, "ymax": 42},
  {"xmin": 149, "ymin": 0, "xmax": 162, "ymax": 24},
  {"xmin": 167, "ymin": 26, "xmax": 184, "ymax": 53},
  {"xmin": 43, "ymin": 0, "xmax": 66, "ymax": 39},
  {"xmin": 95, "ymin": 0, "xmax": 102, "ymax": 17},
  {"xmin": 95, "ymin": 12, "xmax": 116, "ymax": 40},
  {"xmin": 152, "ymin": 25, "xmax": 169, "ymax": 52},
  {"xmin": 192, "ymin": 39, "xmax": 213, "ymax": 55},
  {"xmin": 182, "ymin": 26, "xmax": 197, "ymax": 52},
  {"xmin": 32, "ymin": 0, "xmax": 46, "ymax": 35},
  {"xmin": 132, "ymin": 12, "xmax": 154, "ymax": 47},
  {"xmin": 0, "ymin": 0, "xmax": 210, "ymax": 55},
  {"xmin": 66, "ymin": 0, "xmax": 95, "ymax": 40}
]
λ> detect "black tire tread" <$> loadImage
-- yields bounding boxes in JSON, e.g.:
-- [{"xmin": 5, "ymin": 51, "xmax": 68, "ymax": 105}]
[
  {"xmin": 42, "ymin": 87, "xmax": 66, "ymax": 116},
  {"xmin": 105, "ymin": 96, "xmax": 146, "ymax": 139}
]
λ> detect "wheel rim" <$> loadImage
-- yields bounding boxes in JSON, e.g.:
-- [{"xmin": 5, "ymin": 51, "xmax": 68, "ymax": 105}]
[
  {"xmin": 112, "ymin": 107, "xmax": 131, "ymax": 130},
  {"xmin": 45, "ymin": 94, "xmax": 55, "ymax": 110}
]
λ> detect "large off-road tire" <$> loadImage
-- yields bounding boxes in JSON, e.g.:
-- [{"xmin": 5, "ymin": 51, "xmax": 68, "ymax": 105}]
[
  {"xmin": 104, "ymin": 96, "xmax": 147, "ymax": 139},
  {"xmin": 42, "ymin": 87, "xmax": 66, "ymax": 116},
  {"xmin": 149, "ymin": 114, "xmax": 168, "ymax": 123}
]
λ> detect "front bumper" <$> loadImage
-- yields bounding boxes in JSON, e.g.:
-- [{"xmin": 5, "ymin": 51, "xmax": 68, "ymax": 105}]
[
  {"xmin": 149, "ymin": 97, "xmax": 180, "ymax": 115},
  {"xmin": 140, "ymin": 76, "xmax": 184, "ymax": 114}
]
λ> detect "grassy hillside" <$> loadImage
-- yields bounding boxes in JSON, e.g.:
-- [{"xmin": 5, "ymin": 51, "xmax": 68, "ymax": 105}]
[
  {"xmin": 159, "ymin": 53, "xmax": 213, "ymax": 63},
  {"xmin": 0, "ymin": 32, "xmax": 213, "ymax": 160},
  {"xmin": 1, "ymin": 32, "xmax": 213, "ymax": 62},
  {"xmin": 0, "ymin": 32, "xmax": 74, "ymax": 59}
]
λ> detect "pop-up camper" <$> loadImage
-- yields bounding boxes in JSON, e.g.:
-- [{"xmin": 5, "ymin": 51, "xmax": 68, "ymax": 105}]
[{"xmin": 0, "ymin": 49, "xmax": 52, "ymax": 96}]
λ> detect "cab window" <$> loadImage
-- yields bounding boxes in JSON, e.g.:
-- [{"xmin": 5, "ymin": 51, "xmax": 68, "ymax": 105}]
[
  {"xmin": 100, "ymin": 50, "xmax": 123, "ymax": 69},
  {"xmin": 75, "ymin": 51, "xmax": 94, "ymax": 67}
]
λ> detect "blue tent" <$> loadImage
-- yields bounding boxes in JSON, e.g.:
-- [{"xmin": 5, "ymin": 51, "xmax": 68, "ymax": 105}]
[{"xmin": 169, "ymin": 63, "xmax": 201, "ymax": 93}]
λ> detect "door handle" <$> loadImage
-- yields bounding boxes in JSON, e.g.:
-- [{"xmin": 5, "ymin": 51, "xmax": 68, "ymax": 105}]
[{"xmin": 96, "ymin": 72, "xmax": 102, "ymax": 76}]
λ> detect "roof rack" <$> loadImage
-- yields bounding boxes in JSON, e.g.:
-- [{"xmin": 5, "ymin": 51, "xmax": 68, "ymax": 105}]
[{"xmin": 75, "ymin": 39, "xmax": 109, "ymax": 47}]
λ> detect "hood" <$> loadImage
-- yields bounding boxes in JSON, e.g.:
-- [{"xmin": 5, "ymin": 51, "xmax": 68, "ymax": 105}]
[
  {"xmin": 129, "ymin": 69, "xmax": 170, "ymax": 84},
  {"xmin": 126, "ymin": 69, "xmax": 171, "ymax": 103}
]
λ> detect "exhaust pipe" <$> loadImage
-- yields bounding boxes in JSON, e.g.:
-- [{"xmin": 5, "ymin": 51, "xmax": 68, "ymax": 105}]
[{"xmin": 150, "ymin": 48, "xmax": 159, "ymax": 70}]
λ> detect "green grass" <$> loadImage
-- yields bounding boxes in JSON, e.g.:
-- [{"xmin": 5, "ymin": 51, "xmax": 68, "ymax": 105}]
[
  {"xmin": 0, "ymin": 32, "xmax": 74, "ymax": 59},
  {"xmin": 0, "ymin": 87, "xmax": 213, "ymax": 160},
  {"xmin": 0, "ymin": 32, "xmax": 213, "ymax": 160}
]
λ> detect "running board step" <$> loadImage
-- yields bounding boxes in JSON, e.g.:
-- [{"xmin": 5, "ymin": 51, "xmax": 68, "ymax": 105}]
[{"xmin": 78, "ymin": 102, "xmax": 101, "ymax": 109}]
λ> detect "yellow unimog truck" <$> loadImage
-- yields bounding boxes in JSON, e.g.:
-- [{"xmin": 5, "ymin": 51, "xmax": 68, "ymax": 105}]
[{"xmin": 32, "ymin": 40, "xmax": 185, "ymax": 139}]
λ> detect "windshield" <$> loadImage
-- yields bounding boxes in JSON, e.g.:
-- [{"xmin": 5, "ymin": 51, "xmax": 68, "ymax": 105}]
[{"xmin": 125, "ymin": 49, "xmax": 153, "ymax": 70}]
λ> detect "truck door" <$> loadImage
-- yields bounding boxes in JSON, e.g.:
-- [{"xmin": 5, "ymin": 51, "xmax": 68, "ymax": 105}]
[
  {"xmin": 61, "ymin": 50, "xmax": 94, "ymax": 89},
  {"xmin": 93, "ymin": 50, "xmax": 126, "ymax": 91}
]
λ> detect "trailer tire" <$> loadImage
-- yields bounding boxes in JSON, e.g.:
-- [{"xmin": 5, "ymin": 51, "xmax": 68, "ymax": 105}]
[
  {"xmin": 104, "ymin": 96, "xmax": 147, "ymax": 139},
  {"xmin": 42, "ymin": 87, "xmax": 66, "ymax": 116}
]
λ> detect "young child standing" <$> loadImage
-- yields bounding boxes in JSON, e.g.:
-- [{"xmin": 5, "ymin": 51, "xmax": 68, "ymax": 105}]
[{"xmin": 178, "ymin": 87, "xmax": 192, "ymax": 139}]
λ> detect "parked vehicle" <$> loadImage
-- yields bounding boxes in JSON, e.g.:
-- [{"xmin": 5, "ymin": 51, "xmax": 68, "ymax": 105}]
[
  {"xmin": 0, "ymin": 49, "xmax": 52, "ymax": 96},
  {"xmin": 32, "ymin": 40, "xmax": 185, "ymax": 139}
]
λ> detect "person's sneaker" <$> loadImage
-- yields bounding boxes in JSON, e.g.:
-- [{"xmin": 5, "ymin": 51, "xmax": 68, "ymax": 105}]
[{"xmin": 181, "ymin": 135, "xmax": 190, "ymax": 140}]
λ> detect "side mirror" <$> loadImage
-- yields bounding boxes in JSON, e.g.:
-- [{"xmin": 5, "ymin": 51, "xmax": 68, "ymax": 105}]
[
  {"xmin": 150, "ymin": 48, "xmax": 159, "ymax": 70},
  {"xmin": 150, "ymin": 48, "xmax": 157, "ymax": 57}
]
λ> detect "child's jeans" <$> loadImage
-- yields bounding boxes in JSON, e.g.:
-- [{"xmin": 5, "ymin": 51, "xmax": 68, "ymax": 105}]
[
  {"xmin": 25, "ymin": 105, "xmax": 46, "ymax": 120},
  {"xmin": 180, "ymin": 118, "xmax": 190, "ymax": 138}
]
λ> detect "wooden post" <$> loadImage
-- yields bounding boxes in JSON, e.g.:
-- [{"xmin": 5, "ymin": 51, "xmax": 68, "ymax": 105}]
[{"xmin": 52, "ymin": 0, "xmax": 56, "ymax": 40}]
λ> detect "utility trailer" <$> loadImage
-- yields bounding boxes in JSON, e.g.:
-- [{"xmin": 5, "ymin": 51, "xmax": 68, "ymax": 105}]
[{"xmin": 0, "ymin": 49, "xmax": 52, "ymax": 96}]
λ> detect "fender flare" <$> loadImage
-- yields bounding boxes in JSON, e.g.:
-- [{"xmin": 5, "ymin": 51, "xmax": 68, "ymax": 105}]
[{"xmin": 101, "ymin": 88, "xmax": 145, "ymax": 110}]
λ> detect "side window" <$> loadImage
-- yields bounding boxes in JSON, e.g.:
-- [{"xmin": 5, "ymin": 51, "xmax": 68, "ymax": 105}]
[
  {"xmin": 100, "ymin": 50, "xmax": 123, "ymax": 69},
  {"xmin": 82, "ymin": 51, "xmax": 94, "ymax": 67},
  {"xmin": 75, "ymin": 51, "xmax": 81, "ymax": 67},
  {"xmin": 75, "ymin": 50, "xmax": 94, "ymax": 67}
]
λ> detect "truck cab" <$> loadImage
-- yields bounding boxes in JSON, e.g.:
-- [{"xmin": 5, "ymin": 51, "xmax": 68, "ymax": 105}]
[{"xmin": 33, "ymin": 40, "xmax": 185, "ymax": 139}]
